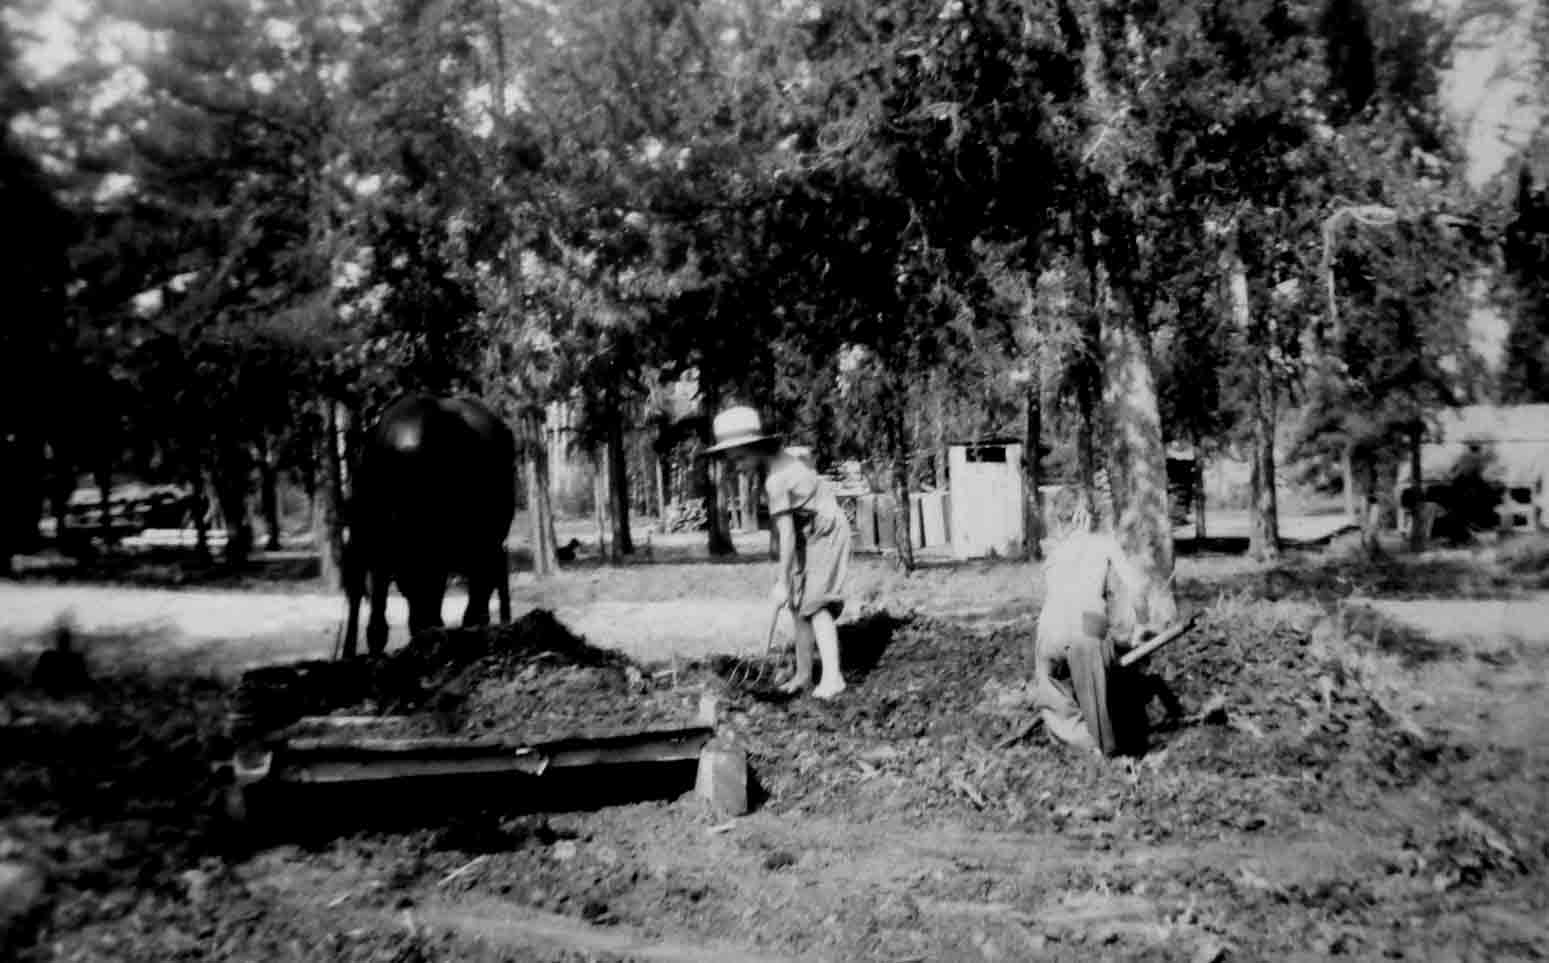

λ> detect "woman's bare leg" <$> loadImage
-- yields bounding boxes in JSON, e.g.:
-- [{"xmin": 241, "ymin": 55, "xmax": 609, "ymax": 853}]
[
  {"xmin": 811, "ymin": 608, "xmax": 846, "ymax": 699},
  {"xmin": 779, "ymin": 612, "xmax": 815, "ymax": 692}
]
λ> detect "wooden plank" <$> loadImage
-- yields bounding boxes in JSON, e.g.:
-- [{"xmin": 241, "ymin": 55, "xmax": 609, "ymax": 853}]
[
  {"xmin": 272, "ymin": 726, "xmax": 715, "ymax": 785},
  {"xmin": 874, "ymin": 493, "xmax": 898, "ymax": 550},
  {"xmin": 855, "ymin": 494, "xmax": 877, "ymax": 550},
  {"xmin": 921, "ymin": 490, "xmax": 948, "ymax": 546},
  {"xmin": 283, "ymin": 754, "xmax": 549, "ymax": 783}
]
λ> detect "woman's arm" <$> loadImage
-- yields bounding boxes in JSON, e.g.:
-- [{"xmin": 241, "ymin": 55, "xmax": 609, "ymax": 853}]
[{"xmin": 775, "ymin": 512, "xmax": 799, "ymax": 607}]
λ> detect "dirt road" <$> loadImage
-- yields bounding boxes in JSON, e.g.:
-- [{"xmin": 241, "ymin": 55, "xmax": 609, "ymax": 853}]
[{"xmin": 0, "ymin": 582, "xmax": 782, "ymax": 673}]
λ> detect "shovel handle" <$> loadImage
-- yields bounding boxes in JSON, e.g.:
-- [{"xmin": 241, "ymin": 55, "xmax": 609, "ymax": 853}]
[{"xmin": 1118, "ymin": 612, "xmax": 1201, "ymax": 668}]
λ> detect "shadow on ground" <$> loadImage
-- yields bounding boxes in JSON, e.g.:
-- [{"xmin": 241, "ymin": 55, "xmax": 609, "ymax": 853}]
[
  {"xmin": 1339, "ymin": 603, "xmax": 1469, "ymax": 667},
  {"xmin": 1180, "ymin": 551, "xmax": 1536, "ymax": 605},
  {"xmin": 15, "ymin": 545, "xmax": 321, "ymax": 590},
  {"xmin": 838, "ymin": 611, "xmax": 911, "ymax": 682}
]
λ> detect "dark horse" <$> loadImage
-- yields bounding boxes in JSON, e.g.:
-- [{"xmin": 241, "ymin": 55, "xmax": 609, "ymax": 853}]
[{"xmin": 341, "ymin": 393, "xmax": 517, "ymax": 658}]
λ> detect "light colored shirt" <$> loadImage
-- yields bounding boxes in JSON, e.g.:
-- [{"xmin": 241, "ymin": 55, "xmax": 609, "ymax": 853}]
[{"xmin": 764, "ymin": 451, "xmax": 844, "ymax": 537}]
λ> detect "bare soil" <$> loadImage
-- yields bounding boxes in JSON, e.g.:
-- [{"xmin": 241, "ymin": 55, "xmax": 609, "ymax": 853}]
[{"xmin": 3, "ymin": 538, "xmax": 1548, "ymax": 962}]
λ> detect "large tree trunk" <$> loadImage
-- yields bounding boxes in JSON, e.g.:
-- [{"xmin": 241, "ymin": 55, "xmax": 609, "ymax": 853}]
[
  {"xmin": 1023, "ymin": 380, "xmax": 1044, "ymax": 559},
  {"xmin": 315, "ymin": 399, "xmax": 347, "ymax": 590},
  {"xmin": 1075, "ymin": 0, "xmax": 1175, "ymax": 619},
  {"xmin": 605, "ymin": 395, "xmax": 634, "ymax": 559},
  {"xmin": 1074, "ymin": 224, "xmax": 1104, "ymax": 531},
  {"xmin": 1096, "ymin": 262, "xmax": 1176, "ymax": 589},
  {"xmin": 524, "ymin": 410, "xmax": 560, "ymax": 577}
]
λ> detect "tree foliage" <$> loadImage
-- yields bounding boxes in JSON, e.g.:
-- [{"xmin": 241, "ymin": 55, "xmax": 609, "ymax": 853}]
[{"xmin": 0, "ymin": 0, "xmax": 1495, "ymax": 573}]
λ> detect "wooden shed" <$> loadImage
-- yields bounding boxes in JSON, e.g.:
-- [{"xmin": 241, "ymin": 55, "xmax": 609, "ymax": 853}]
[{"xmin": 947, "ymin": 441, "xmax": 1025, "ymax": 559}]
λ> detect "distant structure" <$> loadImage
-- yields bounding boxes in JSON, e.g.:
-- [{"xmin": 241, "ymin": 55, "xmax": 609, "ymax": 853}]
[
  {"xmin": 1397, "ymin": 404, "xmax": 1549, "ymax": 534},
  {"xmin": 947, "ymin": 439, "xmax": 1025, "ymax": 559}
]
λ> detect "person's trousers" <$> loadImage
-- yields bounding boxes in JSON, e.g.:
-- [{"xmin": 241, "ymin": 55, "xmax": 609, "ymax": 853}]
[{"xmin": 1036, "ymin": 629, "xmax": 1118, "ymax": 756}]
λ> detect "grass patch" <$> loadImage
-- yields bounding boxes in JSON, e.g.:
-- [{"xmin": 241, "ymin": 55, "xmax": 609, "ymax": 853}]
[{"xmin": 1496, "ymin": 533, "xmax": 1549, "ymax": 577}]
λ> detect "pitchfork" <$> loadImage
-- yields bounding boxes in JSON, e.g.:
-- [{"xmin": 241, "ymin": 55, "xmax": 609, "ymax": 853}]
[{"xmin": 727, "ymin": 599, "xmax": 786, "ymax": 688}]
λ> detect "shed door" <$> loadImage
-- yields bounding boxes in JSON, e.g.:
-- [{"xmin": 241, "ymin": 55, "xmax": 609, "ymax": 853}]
[{"xmin": 948, "ymin": 444, "xmax": 1025, "ymax": 559}]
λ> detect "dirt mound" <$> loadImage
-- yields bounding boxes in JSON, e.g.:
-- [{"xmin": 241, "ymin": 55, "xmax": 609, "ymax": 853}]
[
  {"xmin": 663, "ymin": 607, "xmax": 1482, "ymax": 842},
  {"xmin": 396, "ymin": 608, "xmax": 630, "ymax": 675},
  {"xmin": 233, "ymin": 609, "xmax": 702, "ymax": 744}
]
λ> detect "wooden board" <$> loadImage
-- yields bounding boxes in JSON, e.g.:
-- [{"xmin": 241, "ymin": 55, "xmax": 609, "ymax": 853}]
[{"xmin": 264, "ymin": 725, "xmax": 716, "ymax": 786}]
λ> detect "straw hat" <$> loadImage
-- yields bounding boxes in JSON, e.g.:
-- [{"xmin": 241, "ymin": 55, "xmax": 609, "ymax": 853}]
[{"xmin": 705, "ymin": 405, "xmax": 774, "ymax": 454}]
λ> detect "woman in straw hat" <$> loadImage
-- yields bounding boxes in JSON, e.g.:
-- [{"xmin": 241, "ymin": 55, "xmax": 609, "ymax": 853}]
[{"xmin": 707, "ymin": 406, "xmax": 852, "ymax": 699}]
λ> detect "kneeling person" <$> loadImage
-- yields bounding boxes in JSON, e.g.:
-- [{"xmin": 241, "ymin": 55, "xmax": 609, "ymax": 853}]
[{"xmin": 1032, "ymin": 518, "xmax": 1174, "ymax": 756}]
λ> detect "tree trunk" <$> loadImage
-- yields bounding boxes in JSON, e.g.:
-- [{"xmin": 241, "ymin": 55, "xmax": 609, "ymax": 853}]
[
  {"xmin": 593, "ymin": 447, "xmax": 610, "ymax": 560},
  {"xmin": 605, "ymin": 396, "xmax": 634, "ymax": 559},
  {"xmin": 1096, "ymin": 261, "xmax": 1176, "ymax": 587},
  {"xmin": 887, "ymin": 393, "xmax": 916, "ymax": 572},
  {"xmin": 213, "ymin": 440, "xmax": 254, "ymax": 567},
  {"xmin": 259, "ymin": 434, "xmax": 282, "ymax": 551},
  {"xmin": 654, "ymin": 454, "xmax": 668, "ymax": 533},
  {"xmin": 718, "ymin": 458, "xmax": 740, "ymax": 540},
  {"xmin": 1249, "ymin": 414, "xmax": 1280, "ymax": 563},
  {"xmin": 1224, "ymin": 225, "xmax": 1279, "ymax": 562},
  {"xmin": 1076, "ymin": 238, "xmax": 1103, "ymax": 530},
  {"xmin": 47, "ymin": 443, "xmax": 73, "ymax": 548},
  {"xmin": 698, "ymin": 383, "xmax": 735, "ymax": 557},
  {"xmin": 96, "ymin": 463, "xmax": 113, "ymax": 546},
  {"xmin": 1076, "ymin": 378, "xmax": 1100, "ymax": 528},
  {"xmin": 316, "ymin": 399, "xmax": 346, "ymax": 590},
  {"xmin": 1192, "ymin": 431, "xmax": 1208, "ymax": 542},
  {"xmin": 739, "ymin": 470, "xmax": 758, "ymax": 533},
  {"xmin": 1341, "ymin": 440, "xmax": 1358, "ymax": 522},
  {"xmin": 933, "ymin": 385, "xmax": 949, "ymax": 489},
  {"xmin": 1360, "ymin": 458, "xmax": 1383, "ymax": 556},
  {"xmin": 524, "ymin": 410, "xmax": 560, "ymax": 577},
  {"xmin": 1248, "ymin": 359, "xmax": 1280, "ymax": 562},
  {"xmin": 1, "ymin": 434, "xmax": 34, "ymax": 574},
  {"xmin": 1408, "ymin": 420, "xmax": 1426, "ymax": 553},
  {"xmin": 186, "ymin": 449, "xmax": 211, "ymax": 563},
  {"xmin": 1070, "ymin": 0, "xmax": 1177, "ymax": 625},
  {"xmin": 1023, "ymin": 380, "xmax": 1043, "ymax": 559}
]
